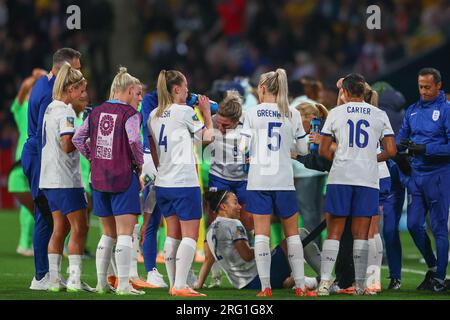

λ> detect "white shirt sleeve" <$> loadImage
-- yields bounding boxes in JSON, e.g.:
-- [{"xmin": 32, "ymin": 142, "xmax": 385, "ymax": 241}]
[
  {"xmin": 183, "ymin": 107, "xmax": 204, "ymax": 134},
  {"xmin": 293, "ymin": 109, "xmax": 307, "ymax": 140},
  {"xmin": 380, "ymin": 111, "xmax": 394, "ymax": 140},
  {"xmin": 231, "ymin": 220, "xmax": 248, "ymax": 242},
  {"xmin": 59, "ymin": 107, "xmax": 76, "ymax": 136},
  {"xmin": 293, "ymin": 109, "xmax": 308, "ymax": 155},
  {"xmin": 240, "ymin": 110, "xmax": 253, "ymax": 139},
  {"xmin": 239, "ymin": 110, "xmax": 252, "ymax": 153},
  {"xmin": 320, "ymin": 109, "xmax": 334, "ymax": 137}
]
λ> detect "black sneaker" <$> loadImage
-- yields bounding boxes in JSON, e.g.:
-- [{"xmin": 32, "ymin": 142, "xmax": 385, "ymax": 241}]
[
  {"xmin": 417, "ymin": 270, "xmax": 436, "ymax": 290},
  {"xmin": 445, "ymin": 279, "xmax": 450, "ymax": 289},
  {"xmin": 388, "ymin": 278, "xmax": 401, "ymax": 290},
  {"xmin": 430, "ymin": 278, "xmax": 447, "ymax": 292}
]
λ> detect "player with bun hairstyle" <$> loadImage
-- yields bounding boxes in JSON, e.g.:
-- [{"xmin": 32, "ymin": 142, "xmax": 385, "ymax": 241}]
[
  {"xmin": 204, "ymin": 90, "xmax": 253, "ymax": 287},
  {"xmin": 73, "ymin": 67, "xmax": 145, "ymax": 295},
  {"xmin": 239, "ymin": 68, "xmax": 315, "ymax": 297},
  {"xmin": 148, "ymin": 69, "xmax": 213, "ymax": 297},
  {"xmin": 39, "ymin": 63, "xmax": 91, "ymax": 292}
]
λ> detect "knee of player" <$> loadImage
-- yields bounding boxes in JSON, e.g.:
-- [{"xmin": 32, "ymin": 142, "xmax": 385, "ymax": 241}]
[{"xmin": 406, "ymin": 220, "xmax": 422, "ymax": 233}]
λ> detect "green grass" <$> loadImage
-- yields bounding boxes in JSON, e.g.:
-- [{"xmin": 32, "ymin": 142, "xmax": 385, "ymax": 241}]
[{"xmin": 0, "ymin": 209, "xmax": 449, "ymax": 300}]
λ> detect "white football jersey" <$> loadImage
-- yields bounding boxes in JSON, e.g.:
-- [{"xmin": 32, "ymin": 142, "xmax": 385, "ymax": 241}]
[
  {"xmin": 206, "ymin": 216, "xmax": 258, "ymax": 289},
  {"xmin": 209, "ymin": 114, "xmax": 247, "ymax": 181},
  {"xmin": 39, "ymin": 100, "xmax": 83, "ymax": 189},
  {"xmin": 149, "ymin": 104, "xmax": 203, "ymax": 188},
  {"xmin": 240, "ymin": 103, "xmax": 307, "ymax": 190},
  {"xmin": 321, "ymin": 102, "xmax": 394, "ymax": 189}
]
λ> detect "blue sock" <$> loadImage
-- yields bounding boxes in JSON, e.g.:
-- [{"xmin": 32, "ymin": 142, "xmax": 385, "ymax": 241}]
[
  {"xmin": 382, "ymin": 186, "xmax": 404, "ymax": 279},
  {"xmin": 142, "ymin": 206, "xmax": 162, "ymax": 272},
  {"xmin": 33, "ymin": 209, "xmax": 52, "ymax": 280}
]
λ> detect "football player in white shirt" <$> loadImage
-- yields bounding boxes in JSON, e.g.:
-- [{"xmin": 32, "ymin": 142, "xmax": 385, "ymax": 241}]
[
  {"xmin": 148, "ymin": 69, "xmax": 213, "ymax": 297},
  {"xmin": 204, "ymin": 91, "xmax": 253, "ymax": 287},
  {"xmin": 239, "ymin": 69, "xmax": 315, "ymax": 298},
  {"xmin": 39, "ymin": 63, "xmax": 91, "ymax": 292},
  {"xmin": 195, "ymin": 190, "xmax": 320, "ymax": 291},
  {"xmin": 317, "ymin": 73, "xmax": 397, "ymax": 296}
]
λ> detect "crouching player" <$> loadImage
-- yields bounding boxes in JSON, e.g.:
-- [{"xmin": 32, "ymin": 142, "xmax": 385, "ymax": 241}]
[{"xmin": 195, "ymin": 191, "xmax": 320, "ymax": 291}]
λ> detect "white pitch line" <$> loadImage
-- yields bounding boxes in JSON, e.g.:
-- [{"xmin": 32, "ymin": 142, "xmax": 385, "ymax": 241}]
[{"xmin": 381, "ymin": 266, "xmax": 426, "ymax": 276}]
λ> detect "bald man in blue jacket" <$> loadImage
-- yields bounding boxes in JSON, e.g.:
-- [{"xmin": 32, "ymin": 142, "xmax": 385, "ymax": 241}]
[{"xmin": 396, "ymin": 68, "xmax": 450, "ymax": 292}]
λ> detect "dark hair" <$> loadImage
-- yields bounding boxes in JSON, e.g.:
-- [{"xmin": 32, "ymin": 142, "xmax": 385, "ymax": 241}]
[
  {"xmin": 418, "ymin": 68, "xmax": 442, "ymax": 84},
  {"xmin": 342, "ymin": 73, "xmax": 366, "ymax": 97},
  {"xmin": 204, "ymin": 190, "xmax": 231, "ymax": 213},
  {"xmin": 53, "ymin": 48, "xmax": 81, "ymax": 68}
]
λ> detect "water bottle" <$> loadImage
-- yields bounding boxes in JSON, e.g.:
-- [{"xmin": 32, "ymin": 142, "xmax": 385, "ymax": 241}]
[
  {"xmin": 309, "ymin": 117, "xmax": 322, "ymax": 153},
  {"xmin": 186, "ymin": 93, "xmax": 219, "ymax": 113}
]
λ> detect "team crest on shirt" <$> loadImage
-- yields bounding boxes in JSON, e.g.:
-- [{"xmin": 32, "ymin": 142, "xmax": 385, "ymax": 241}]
[
  {"xmin": 432, "ymin": 110, "xmax": 440, "ymax": 121},
  {"xmin": 66, "ymin": 116, "xmax": 75, "ymax": 128}
]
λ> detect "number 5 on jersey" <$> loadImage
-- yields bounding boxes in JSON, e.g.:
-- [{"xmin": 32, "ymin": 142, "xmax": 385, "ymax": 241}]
[{"xmin": 268, "ymin": 122, "xmax": 282, "ymax": 151}]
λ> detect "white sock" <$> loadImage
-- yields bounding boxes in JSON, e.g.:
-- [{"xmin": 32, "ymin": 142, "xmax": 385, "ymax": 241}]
[
  {"xmin": 115, "ymin": 235, "xmax": 133, "ymax": 291},
  {"xmin": 164, "ymin": 237, "xmax": 181, "ymax": 288},
  {"xmin": 353, "ymin": 239, "xmax": 369, "ymax": 289},
  {"xmin": 96, "ymin": 235, "xmax": 115, "ymax": 288},
  {"xmin": 174, "ymin": 237, "xmax": 197, "ymax": 289},
  {"xmin": 303, "ymin": 241, "xmax": 322, "ymax": 276},
  {"xmin": 305, "ymin": 276, "xmax": 318, "ymax": 290},
  {"xmin": 109, "ymin": 246, "xmax": 118, "ymax": 276},
  {"xmin": 129, "ymin": 224, "xmax": 140, "ymax": 278},
  {"xmin": 320, "ymin": 239, "xmax": 339, "ymax": 281},
  {"xmin": 68, "ymin": 255, "xmax": 82, "ymax": 283},
  {"xmin": 286, "ymin": 235, "xmax": 305, "ymax": 290},
  {"xmin": 48, "ymin": 253, "xmax": 62, "ymax": 283},
  {"xmin": 366, "ymin": 238, "xmax": 377, "ymax": 287},
  {"xmin": 374, "ymin": 233, "xmax": 383, "ymax": 284},
  {"xmin": 211, "ymin": 262, "xmax": 221, "ymax": 279},
  {"xmin": 255, "ymin": 235, "xmax": 271, "ymax": 290}
]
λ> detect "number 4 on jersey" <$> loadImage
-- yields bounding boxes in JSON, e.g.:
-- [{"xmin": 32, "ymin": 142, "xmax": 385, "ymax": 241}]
[{"xmin": 158, "ymin": 124, "xmax": 168, "ymax": 152}]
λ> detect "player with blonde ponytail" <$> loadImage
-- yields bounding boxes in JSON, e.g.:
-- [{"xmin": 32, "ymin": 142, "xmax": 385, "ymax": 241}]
[
  {"xmin": 39, "ymin": 62, "xmax": 91, "ymax": 292},
  {"xmin": 148, "ymin": 69, "xmax": 213, "ymax": 297},
  {"xmin": 73, "ymin": 67, "xmax": 145, "ymax": 295},
  {"xmin": 239, "ymin": 68, "xmax": 315, "ymax": 297}
]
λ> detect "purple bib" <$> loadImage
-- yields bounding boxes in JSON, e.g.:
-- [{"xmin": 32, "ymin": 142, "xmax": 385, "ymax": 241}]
[{"xmin": 89, "ymin": 101, "xmax": 138, "ymax": 192}]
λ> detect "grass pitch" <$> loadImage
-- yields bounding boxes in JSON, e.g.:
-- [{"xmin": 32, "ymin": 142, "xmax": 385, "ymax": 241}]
[{"xmin": 0, "ymin": 209, "xmax": 449, "ymax": 300}]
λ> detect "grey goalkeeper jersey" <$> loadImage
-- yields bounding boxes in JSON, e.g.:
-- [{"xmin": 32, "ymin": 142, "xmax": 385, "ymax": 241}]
[
  {"xmin": 209, "ymin": 115, "xmax": 247, "ymax": 181},
  {"xmin": 206, "ymin": 217, "xmax": 258, "ymax": 289}
]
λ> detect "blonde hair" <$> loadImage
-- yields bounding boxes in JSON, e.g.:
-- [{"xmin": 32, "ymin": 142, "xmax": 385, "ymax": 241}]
[
  {"xmin": 52, "ymin": 62, "xmax": 85, "ymax": 100},
  {"xmin": 259, "ymin": 68, "xmax": 290, "ymax": 119},
  {"xmin": 364, "ymin": 83, "xmax": 379, "ymax": 107},
  {"xmin": 155, "ymin": 69, "xmax": 185, "ymax": 117},
  {"xmin": 109, "ymin": 67, "xmax": 141, "ymax": 99},
  {"xmin": 296, "ymin": 102, "xmax": 328, "ymax": 122},
  {"xmin": 218, "ymin": 90, "xmax": 242, "ymax": 122}
]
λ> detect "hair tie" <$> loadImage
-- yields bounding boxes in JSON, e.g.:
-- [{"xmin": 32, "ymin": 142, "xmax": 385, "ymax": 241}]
[{"xmin": 214, "ymin": 191, "xmax": 228, "ymax": 213}]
